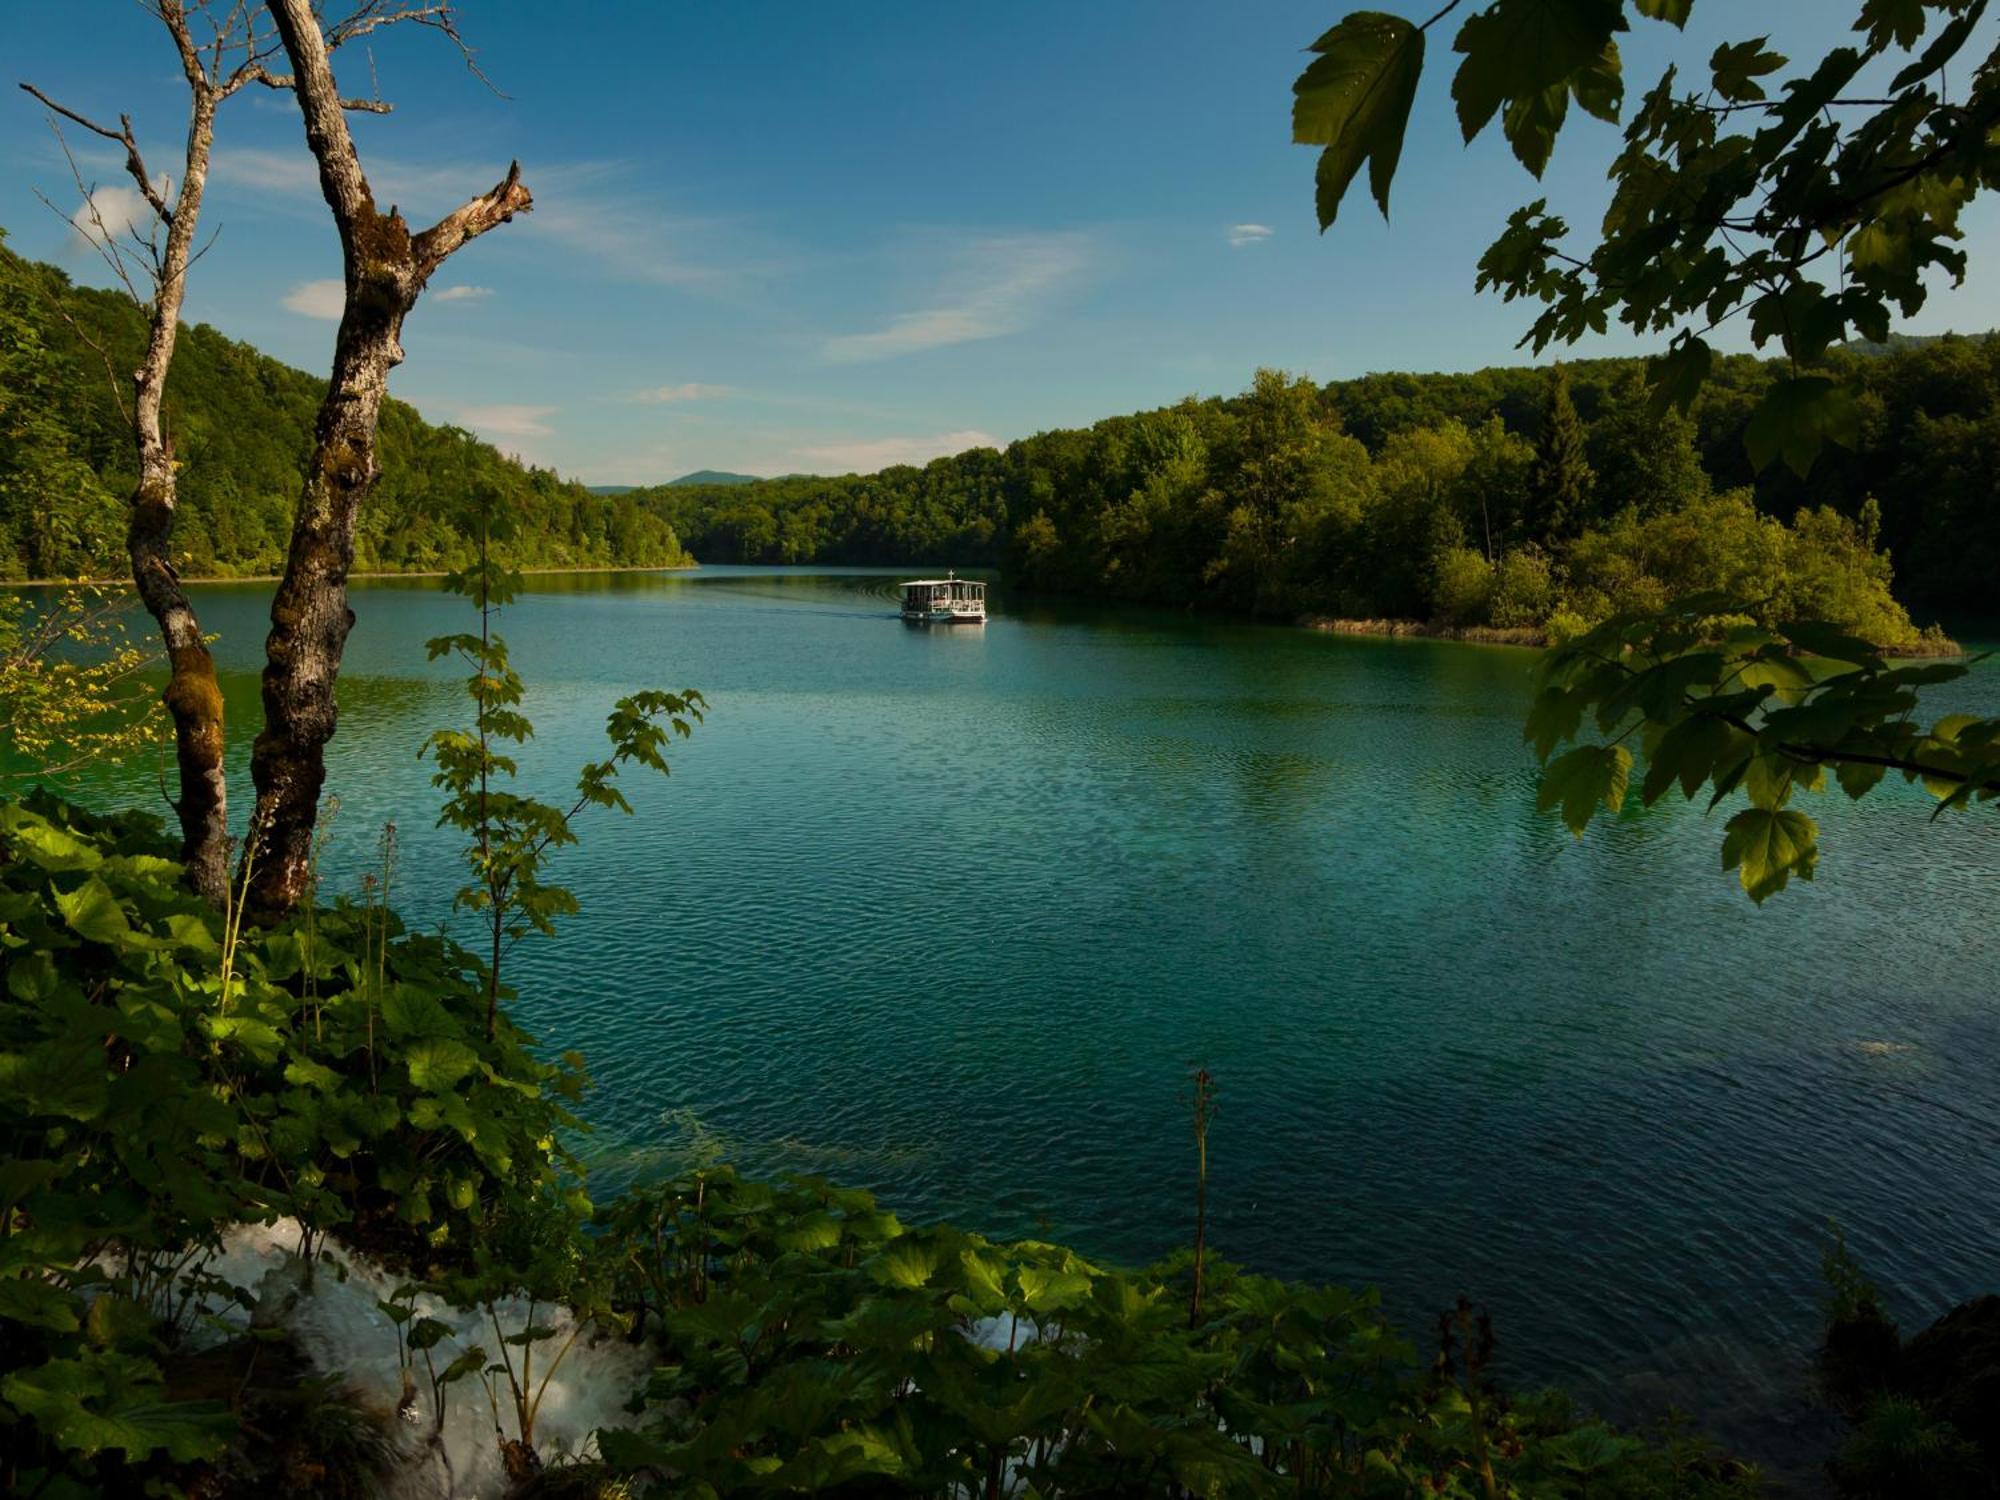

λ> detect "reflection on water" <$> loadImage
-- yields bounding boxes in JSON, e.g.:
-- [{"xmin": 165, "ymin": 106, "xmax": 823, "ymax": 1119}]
[{"xmin": 21, "ymin": 565, "xmax": 2000, "ymax": 1479}]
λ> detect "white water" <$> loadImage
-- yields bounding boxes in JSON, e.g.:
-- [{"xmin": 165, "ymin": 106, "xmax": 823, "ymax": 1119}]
[{"xmin": 198, "ymin": 1220, "xmax": 655, "ymax": 1497}]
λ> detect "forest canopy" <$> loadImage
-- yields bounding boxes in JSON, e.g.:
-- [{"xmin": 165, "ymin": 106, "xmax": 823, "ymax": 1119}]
[
  {"xmin": 0, "ymin": 232, "xmax": 690, "ymax": 581},
  {"xmin": 4, "ymin": 230, "xmax": 1989, "ymax": 653},
  {"xmin": 639, "ymin": 341, "xmax": 1994, "ymax": 649}
]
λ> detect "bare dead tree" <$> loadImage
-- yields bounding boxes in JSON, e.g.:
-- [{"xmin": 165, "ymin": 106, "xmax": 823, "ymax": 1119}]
[
  {"xmin": 16, "ymin": 3, "xmax": 313, "ymax": 903},
  {"xmin": 246, "ymin": 0, "xmax": 530, "ymax": 920}
]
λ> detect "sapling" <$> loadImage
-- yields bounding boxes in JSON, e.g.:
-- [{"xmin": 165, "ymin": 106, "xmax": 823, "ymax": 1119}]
[
  {"xmin": 1186, "ymin": 1065, "xmax": 1218, "ymax": 1327},
  {"xmin": 420, "ymin": 491, "xmax": 703, "ymax": 1039}
]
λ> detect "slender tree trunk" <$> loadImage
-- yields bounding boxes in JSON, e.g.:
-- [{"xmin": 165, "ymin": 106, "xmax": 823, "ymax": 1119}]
[
  {"xmin": 246, "ymin": 0, "xmax": 529, "ymax": 921},
  {"xmin": 129, "ymin": 90, "xmax": 229, "ymax": 904}
]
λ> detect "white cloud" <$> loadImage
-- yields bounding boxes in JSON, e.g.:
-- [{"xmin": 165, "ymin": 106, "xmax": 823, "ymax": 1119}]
[
  {"xmin": 431, "ymin": 284, "xmax": 493, "ymax": 303},
  {"xmin": 214, "ymin": 147, "xmax": 320, "ymax": 194},
  {"xmin": 630, "ymin": 382, "xmax": 735, "ymax": 404},
  {"xmin": 69, "ymin": 184, "xmax": 152, "ymax": 248},
  {"xmin": 1228, "ymin": 223, "xmax": 1273, "ymax": 248},
  {"xmin": 822, "ymin": 232, "xmax": 1095, "ymax": 363},
  {"xmin": 455, "ymin": 403, "xmax": 556, "ymax": 439},
  {"xmin": 282, "ymin": 279, "xmax": 345, "ymax": 319},
  {"xmin": 795, "ymin": 430, "xmax": 1000, "ymax": 472},
  {"xmin": 216, "ymin": 149, "xmax": 753, "ymax": 289}
]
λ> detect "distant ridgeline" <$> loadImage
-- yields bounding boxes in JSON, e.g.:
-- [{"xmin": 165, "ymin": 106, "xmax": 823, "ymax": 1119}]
[
  {"xmin": 0, "ymin": 233, "xmax": 690, "ymax": 579},
  {"xmin": 637, "ymin": 339, "xmax": 2000, "ymax": 647}
]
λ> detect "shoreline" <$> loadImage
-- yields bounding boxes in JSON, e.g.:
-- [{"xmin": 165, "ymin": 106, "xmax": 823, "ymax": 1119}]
[
  {"xmin": 1298, "ymin": 614, "xmax": 1965, "ymax": 658},
  {"xmin": 4, "ymin": 562, "xmax": 702, "ymax": 587}
]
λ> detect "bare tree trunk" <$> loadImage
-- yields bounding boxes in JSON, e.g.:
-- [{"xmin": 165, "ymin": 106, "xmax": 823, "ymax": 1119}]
[
  {"xmin": 246, "ymin": 0, "xmax": 529, "ymax": 921},
  {"xmin": 23, "ymin": 9, "xmax": 242, "ymax": 903},
  {"xmin": 130, "ymin": 88, "xmax": 229, "ymax": 903}
]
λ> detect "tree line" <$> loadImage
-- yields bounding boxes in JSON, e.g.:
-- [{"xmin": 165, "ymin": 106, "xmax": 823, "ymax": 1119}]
[
  {"xmin": 643, "ymin": 338, "xmax": 2000, "ymax": 649},
  {"xmin": 0, "ymin": 233, "xmax": 691, "ymax": 584}
]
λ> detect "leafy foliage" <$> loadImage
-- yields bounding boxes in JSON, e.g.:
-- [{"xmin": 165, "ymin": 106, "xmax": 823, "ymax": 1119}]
[
  {"xmin": 1293, "ymin": 0, "xmax": 2000, "ymax": 479},
  {"xmin": 421, "ymin": 496, "xmax": 703, "ymax": 1037},
  {"xmin": 0, "ymin": 792, "xmax": 587, "ymax": 1495},
  {"xmin": 590, "ymin": 1168, "xmax": 1764, "ymax": 1499},
  {"xmin": 1524, "ymin": 597, "xmax": 1997, "ymax": 899},
  {"xmin": 0, "ymin": 585, "xmax": 163, "ymax": 779}
]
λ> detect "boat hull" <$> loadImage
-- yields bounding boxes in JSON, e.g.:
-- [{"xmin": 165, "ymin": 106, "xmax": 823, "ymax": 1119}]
[{"xmin": 902, "ymin": 609, "xmax": 985, "ymax": 624}]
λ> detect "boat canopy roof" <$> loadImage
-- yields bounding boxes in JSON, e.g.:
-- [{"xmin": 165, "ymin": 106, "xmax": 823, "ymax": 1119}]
[{"xmin": 900, "ymin": 578, "xmax": 984, "ymax": 588}]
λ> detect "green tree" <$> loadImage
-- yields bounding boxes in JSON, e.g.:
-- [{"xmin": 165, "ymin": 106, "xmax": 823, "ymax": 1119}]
[{"xmin": 1524, "ymin": 366, "xmax": 1594, "ymax": 541}]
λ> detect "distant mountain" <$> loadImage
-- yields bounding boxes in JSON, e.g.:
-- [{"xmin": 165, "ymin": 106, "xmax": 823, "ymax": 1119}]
[
  {"xmin": 586, "ymin": 484, "xmax": 636, "ymax": 495},
  {"xmin": 668, "ymin": 469, "xmax": 761, "ymax": 487}
]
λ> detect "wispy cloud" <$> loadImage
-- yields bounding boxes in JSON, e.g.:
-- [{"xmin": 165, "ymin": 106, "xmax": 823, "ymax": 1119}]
[
  {"xmin": 630, "ymin": 382, "xmax": 735, "ymax": 404},
  {"xmin": 214, "ymin": 147, "xmax": 319, "ymax": 195},
  {"xmin": 431, "ymin": 284, "xmax": 493, "ymax": 303},
  {"xmin": 217, "ymin": 150, "xmax": 747, "ymax": 288},
  {"xmin": 822, "ymin": 232, "xmax": 1095, "ymax": 363},
  {"xmin": 455, "ymin": 403, "xmax": 557, "ymax": 439},
  {"xmin": 69, "ymin": 184, "xmax": 152, "ymax": 249},
  {"xmin": 795, "ymin": 430, "xmax": 1000, "ymax": 472},
  {"xmin": 282, "ymin": 278, "xmax": 345, "ymax": 319},
  {"xmin": 1227, "ymin": 223, "xmax": 1273, "ymax": 248}
]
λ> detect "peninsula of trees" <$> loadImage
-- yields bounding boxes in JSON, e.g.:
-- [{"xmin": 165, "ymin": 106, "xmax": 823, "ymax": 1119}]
[{"xmin": 643, "ymin": 340, "xmax": 1996, "ymax": 650}]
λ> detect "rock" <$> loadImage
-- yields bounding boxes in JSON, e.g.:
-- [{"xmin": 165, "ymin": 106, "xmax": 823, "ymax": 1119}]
[
  {"xmin": 1821, "ymin": 1303, "xmax": 1903, "ymax": 1420},
  {"xmin": 1898, "ymin": 1295, "xmax": 2000, "ymax": 1470}
]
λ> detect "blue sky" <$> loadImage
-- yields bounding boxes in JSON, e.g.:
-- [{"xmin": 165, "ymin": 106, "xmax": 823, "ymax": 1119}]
[{"xmin": 5, "ymin": 1, "xmax": 1997, "ymax": 483}]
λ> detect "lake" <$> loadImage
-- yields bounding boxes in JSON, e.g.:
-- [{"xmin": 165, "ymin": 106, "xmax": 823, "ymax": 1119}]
[{"xmin": 47, "ymin": 566, "xmax": 2000, "ymax": 1473}]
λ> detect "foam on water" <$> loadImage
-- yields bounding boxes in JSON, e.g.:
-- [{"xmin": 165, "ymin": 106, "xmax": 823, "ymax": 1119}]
[{"xmin": 199, "ymin": 1220, "xmax": 653, "ymax": 1498}]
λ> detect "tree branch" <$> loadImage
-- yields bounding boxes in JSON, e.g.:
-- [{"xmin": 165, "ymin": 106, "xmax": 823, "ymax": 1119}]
[
  {"xmin": 411, "ymin": 160, "xmax": 532, "ymax": 277},
  {"xmin": 18, "ymin": 83, "xmax": 173, "ymax": 224}
]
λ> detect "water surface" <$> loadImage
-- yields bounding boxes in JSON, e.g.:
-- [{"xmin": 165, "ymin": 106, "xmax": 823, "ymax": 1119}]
[{"xmin": 53, "ymin": 567, "xmax": 2000, "ymax": 1472}]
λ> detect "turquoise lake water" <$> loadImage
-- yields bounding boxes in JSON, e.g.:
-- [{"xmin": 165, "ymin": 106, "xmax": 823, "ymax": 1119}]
[{"xmin": 47, "ymin": 566, "xmax": 2000, "ymax": 1471}]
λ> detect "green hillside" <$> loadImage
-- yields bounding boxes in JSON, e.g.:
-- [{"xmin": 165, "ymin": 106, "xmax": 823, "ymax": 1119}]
[{"xmin": 0, "ymin": 232, "xmax": 691, "ymax": 580}]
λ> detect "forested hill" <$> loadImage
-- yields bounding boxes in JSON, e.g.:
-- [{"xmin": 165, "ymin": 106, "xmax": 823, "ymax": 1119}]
[
  {"xmin": 0, "ymin": 233, "xmax": 690, "ymax": 580},
  {"xmin": 637, "ymin": 337, "xmax": 1998, "ymax": 646}
]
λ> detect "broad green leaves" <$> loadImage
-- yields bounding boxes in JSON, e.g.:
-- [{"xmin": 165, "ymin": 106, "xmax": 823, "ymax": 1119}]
[
  {"xmin": 1292, "ymin": 13, "xmax": 1425, "ymax": 226},
  {"xmin": 1721, "ymin": 807, "xmax": 1819, "ymax": 901},
  {"xmin": 1452, "ymin": 0, "xmax": 1626, "ymax": 163},
  {"xmin": 1743, "ymin": 376, "xmax": 1860, "ymax": 478},
  {"xmin": 1524, "ymin": 601, "xmax": 1997, "ymax": 900},
  {"xmin": 1538, "ymin": 744, "xmax": 1632, "ymax": 834},
  {"xmin": 1294, "ymin": 0, "xmax": 2000, "ymax": 475}
]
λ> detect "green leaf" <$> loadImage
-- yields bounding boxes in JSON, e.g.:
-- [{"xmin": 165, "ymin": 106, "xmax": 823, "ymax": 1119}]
[
  {"xmin": 2, "ymin": 1354, "xmax": 233, "ymax": 1462},
  {"xmin": 1292, "ymin": 12, "xmax": 1425, "ymax": 227},
  {"xmin": 867, "ymin": 1239, "xmax": 939, "ymax": 1289},
  {"xmin": 1710, "ymin": 36, "xmax": 1786, "ymax": 103},
  {"xmin": 1721, "ymin": 806, "xmax": 1819, "ymax": 902},
  {"xmin": 1633, "ymin": 0, "xmax": 1692, "ymax": 24},
  {"xmin": 54, "ymin": 877, "xmax": 132, "ymax": 947},
  {"xmin": 1537, "ymin": 744, "xmax": 1632, "ymax": 835},
  {"xmin": 1640, "ymin": 714, "xmax": 1738, "ymax": 805},
  {"xmin": 1451, "ymin": 0, "xmax": 1626, "ymax": 142},
  {"xmin": 6, "ymin": 948, "xmax": 58, "ymax": 1001},
  {"xmin": 405, "ymin": 1038, "xmax": 480, "ymax": 1092},
  {"xmin": 1648, "ymin": 335, "xmax": 1712, "ymax": 415},
  {"xmin": 1744, "ymin": 376, "xmax": 1860, "ymax": 477}
]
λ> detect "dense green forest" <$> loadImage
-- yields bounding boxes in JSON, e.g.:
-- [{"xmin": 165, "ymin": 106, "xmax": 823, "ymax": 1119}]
[
  {"xmin": 0, "ymin": 232, "xmax": 691, "ymax": 580},
  {"xmin": 642, "ymin": 340, "xmax": 1999, "ymax": 648},
  {"xmin": 7, "ymin": 223, "xmax": 1992, "ymax": 650}
]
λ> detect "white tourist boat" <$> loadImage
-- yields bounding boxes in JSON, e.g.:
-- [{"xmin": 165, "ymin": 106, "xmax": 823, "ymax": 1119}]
[{"xmin": 899, "ymin": 573, "xmax": 987, "ymax": 624}]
